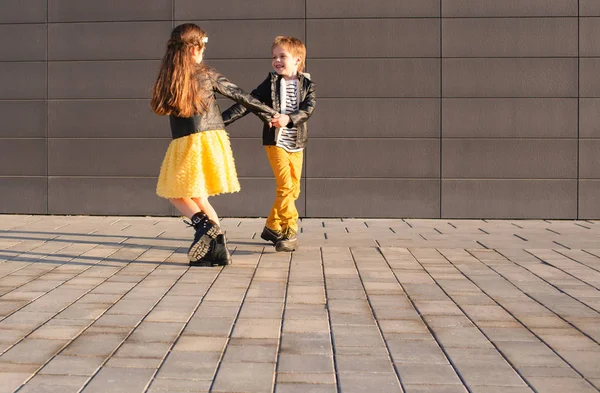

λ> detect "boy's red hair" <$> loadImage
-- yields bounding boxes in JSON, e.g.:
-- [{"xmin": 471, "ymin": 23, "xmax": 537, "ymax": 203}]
[{"xmin": 272, "ymin": 36, "xmax": 306, "ymax": 73}]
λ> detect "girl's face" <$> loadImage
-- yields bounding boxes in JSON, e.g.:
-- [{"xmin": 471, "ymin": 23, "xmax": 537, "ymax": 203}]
[
  {"xmin": 272, "ymin": 45, "xmax": 301, "ymax": 79},
  {"xmin": 192, "ymin": 46, "xmax": 205, "ymax": 64}
]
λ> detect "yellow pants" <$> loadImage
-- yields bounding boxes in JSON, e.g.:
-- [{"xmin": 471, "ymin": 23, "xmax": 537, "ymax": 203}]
[{"xmin": 265, "ymin": 146, "xmax": 303, "ymax": 232}]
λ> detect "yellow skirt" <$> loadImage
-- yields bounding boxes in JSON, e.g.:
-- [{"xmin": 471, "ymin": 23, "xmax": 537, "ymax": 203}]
[{"xmin": 156, "ymin": 130, "xmax": 240, "ymax": 199}]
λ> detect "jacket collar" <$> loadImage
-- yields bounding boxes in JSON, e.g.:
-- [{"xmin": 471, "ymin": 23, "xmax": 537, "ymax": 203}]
[{"xmin": 270, "ymin": 71, "xmax": 307, "ymax": 84}]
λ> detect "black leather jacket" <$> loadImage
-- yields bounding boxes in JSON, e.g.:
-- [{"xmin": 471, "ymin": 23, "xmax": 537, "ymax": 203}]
[
  {"xmin": 169, "ymin": 66, "xmax": 278, "ymax": 140},
  {"xmin": 222, "ymin": 72, "xmax": 316, "ymax": 148}
]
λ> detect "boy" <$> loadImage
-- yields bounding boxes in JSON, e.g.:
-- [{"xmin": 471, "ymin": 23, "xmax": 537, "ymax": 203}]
[{"xmin": 222, "ymin": 36, "xmax": 316, "ymax": 252}]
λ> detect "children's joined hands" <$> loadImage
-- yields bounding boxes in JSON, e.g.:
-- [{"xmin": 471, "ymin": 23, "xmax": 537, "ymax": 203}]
[{"xmin": 269, "ymin": 114, "xmax": 290, "ymax": 128}]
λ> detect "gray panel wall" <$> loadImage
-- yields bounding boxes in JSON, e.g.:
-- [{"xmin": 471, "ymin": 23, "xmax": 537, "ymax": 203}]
[
  {"xmin": 441, "ymin": 1, "xmax": 580, "ymax": 219},
  {"xmin": 1, "ymin": 0, "xmax": 598, "ymax": 219}
]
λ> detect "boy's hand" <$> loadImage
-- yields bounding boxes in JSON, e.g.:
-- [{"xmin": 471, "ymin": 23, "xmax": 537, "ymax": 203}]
[{"xmin": 269, "ymin": 114, "xmax": 290, "ymax": 128}]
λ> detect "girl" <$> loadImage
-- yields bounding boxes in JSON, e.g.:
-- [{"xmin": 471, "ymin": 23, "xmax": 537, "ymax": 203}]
[{"xmin": 151, "ymin": 23, "xmax": 278, "ymax": 266}]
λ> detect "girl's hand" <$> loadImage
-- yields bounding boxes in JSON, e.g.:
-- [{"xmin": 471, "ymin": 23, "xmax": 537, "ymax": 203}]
[
  {"xmin": 270, "ymin": 114, "xmax": 290, "ymax": 128},
  {"xmin": 269, "ymin": 113, "xmax": 281, "ymax": 128}
]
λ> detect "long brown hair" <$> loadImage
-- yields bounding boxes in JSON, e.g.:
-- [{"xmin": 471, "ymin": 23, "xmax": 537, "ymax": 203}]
[{"xmin": 151, "ymin": 23, "xmax": 208, "ymax": 117}]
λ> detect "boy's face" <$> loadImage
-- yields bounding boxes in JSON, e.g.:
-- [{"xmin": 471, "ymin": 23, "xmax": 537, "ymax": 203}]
[{"xmin": 272, "ymin": 45, "xmax": 301, "ymax": 79}]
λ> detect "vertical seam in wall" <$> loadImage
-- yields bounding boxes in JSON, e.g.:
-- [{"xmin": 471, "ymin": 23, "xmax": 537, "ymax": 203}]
[
  {"xmin": 577, "ymin": 0, "xmax": 580, "ymax": 219},
  {"xmin": 172, "ymin": 0, "xmax": 175, "ymax": 216},
  {"xmin": 46, "ymin": 0, "xmax": 49, "ymax": 214},
  {"xmin": 439, "ymin": 2, "xmax": 443, "ymax": 219},
  {"xmin": 304, "ymin": 0, "xmax": 308, "ymax": 218}
]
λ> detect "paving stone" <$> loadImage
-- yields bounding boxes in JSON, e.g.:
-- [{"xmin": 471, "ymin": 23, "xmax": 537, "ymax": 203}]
[
  {"xmin": 461, "ymin": 305, "xmax": 515, "ymax": 322},
  {"xmin": 0, "ymin": 328, "xmax": 30, "ymax": 343},
  {"xmin": 0, "ymin": 300, "xmax": 27, "ymax": 316},
  {"xmin": 156, "ymin": 351, "xmax": 221, "ymax": 380},
  {"xmin": 414, "ymin": 301, "xmax": 465, "ymax": 316},
  {"xmin": 278, "ymin": 353, "xmax": 335, "ymax": 373},
  {"xmin": 86, "ymin": 325, "xmax": 131, "ymax": 335},
  {"xmin": 336, "ymin": 355, "xmax": 393, "ymax": 373},
  {"xmin": 373, "ymin": 306, "xmax": 419, "ymax": 321},
  {"xmin": 172, "ymin": 336, "xmax": 227, "ymax": 352},
  {"xmin": 558, "ymin": 350, "xmax": 600, "ymax": 378},
  {"xmin": 455, "ymin": 364, "xmax": 526, "ymax": 386},
  {"xmin": 17, "ymin": 374, "xmax": 88, "ymax": 393},
  {"xmin": 211, "ymin": 361, "xmax": 275, "ymax": 392},
  {"xmin": 280, "ymin": 332, "xmax": 333, "ymax": 355},
  {"xmin": 283, "ymin": 319, "xmax": 330, "ymax": 333},
  {"xmin": 92, "ymin": 313, "xmax": 141, "ymax": 328},
  {"xmin": 39, "ymin": 355, "xmax": 104, "ymax": 376},
  {"xmin": 128, "ymin": 322, "xmax": 183, "ymax": 343},
  {"xmin": 476, "ymin": 320, "xmax": 522, "ymax": 328},
  {"xmin": 283, "ymin": 304, "xmax": 329, "ymax": 320},
  {"xmin": 113, "ymin": 341, "xmax": 171, "ymax": 359},
  {"xmin": 276, "ymin": 373, "xmax": 336, "ymax": 384},
  {"xmin": 0, "ymin": 362, "xmax": 38, "ymax": 372},
  {"xmin": 237, "ymin": 302, "xmax": 282, "ymax": 319},
  {"xmin": 423, "ymin": 316, "xmax": 473, "ymax": 328},
  {"xmin": 0, "ymin": 338, "xmax": 67, "ymax": 364},
  {"xmin": 73, "ymin": 293, "xmax": 121, "ymax": 304},
  {"xmin": 403, "ymin": 385, "xmax": 468, "ymax": 393},
  {"xmin": 105, "ymin": 357, "xmax": 162, "ymax": 368},
  {"xmin": 44, "ymin": 318, "xmax": 92, "ymax": 327},
  {"xmin": 275, "ymin": 383, "xmax": 337, "ymax": 393},
  {"xmin": 327, "ymin": 300, "xmax": 373, "ymax": 315},
  {"xmin": 335, "ymin": 345, "xmax": 390, "ymax": 356},
  {"xmin": 331, "ymin": 325, "xmax": 385, "ymax": 347},
  {"xmin": 512, "ymin": 316, "xmax": 568, "ymax": 329},
  {"xmin": 387, "ymin": 339, "xmax": 448, "ymax": 364},
  {"xmin": 337, "ymin": 372, "xmax": 402, "ymax": 393},
  {"xmin": 203, "ymin": 289, "xmax": 249, "ymax": 303},
  {"xmin": 91, "ymin": 282, "xmax": 137, "ymax": 295},
  {"xmin": 79, "ymin": 367, "xmax": 155, "ymax": 393},
  {"xmin": 231, "ymin": 318, "xmax": 281, "ymax": 339},
  {"xmin": 329, "ymin": 312, "xmax": 377, "ymax": 326},
  {"xmin": 537, "ymin": 333, "xmax": 598, "ymax": 351},
  {"xmin": 144, "ymin": 309, "xmax": 193, "ymax": 323},
  {"xmin": 186, "ymin": 311, "xmax": 237, "ymax": 332},
  {"xmin": 228, "ymin": 338, "xmax": 279, "ymax": 347},
  {"xmin": 379, "ymin": 319, "xmax": 430, "ymax": 335},
  {"xmin": 433, "ymin": 327, "xmax": 494, "ymax": 349},
  {"xmin": 193, "ymin": 303, "xmax": 240, "ymax": 319},
  {"xmin": 527, "ymin": 377, "xmax": 598, "ymax": 393},
  {"xmin": 222, "ymin": 344, "xmax": 277, "ymax": 363},
  {"xmin": 0, "ymin": 372, "xmax": 31, "ymax": 393},
  {"xmin": 518, "ymin": 366, "xmax": 580, "ymax": 378},
  {"xmin": 61, "ymin": 333, "xmax": 124, "ymax": 357},
  {"xmin": 0, "ymin": 291, "xmax": 46, "ymax": 302},
  {"xmin": 0, "ymin": 311, "xmax": 55, "ymax": 329},
  {"xmin": 450, "ymin": 294, "xmax": 502, "ymax": 306},
  {"xmin": 480, "ymin": 327, "xmax": 538, "ymax": 342},
  {"xmin": 396, "ymin": 364, "xmax": 463, "ymax": 385},
  {"xmin": 498, "ymin": 342, "xmax": 568, "ymax": 368},
  {"xmin": 28, "ymin": 324, "xmax": 86, "ymax": 340},
  {"xmin": 326, "ymin": 289, "xmax": 366, "ymax": 300},
  {"xmin": 146, "ymin": 378, "xmax": 210, "ymax": 392}
]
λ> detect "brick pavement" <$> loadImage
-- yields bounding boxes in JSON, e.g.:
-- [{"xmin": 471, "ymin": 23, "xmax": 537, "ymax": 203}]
[{"xmin": 0, "ymin": 215, "xmax": 598, "ymax": 393}]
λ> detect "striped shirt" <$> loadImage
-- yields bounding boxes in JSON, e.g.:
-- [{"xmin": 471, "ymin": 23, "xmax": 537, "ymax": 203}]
[{"xmin": 276, "ymin": 79, "xmax": 302, "ymax": 153}]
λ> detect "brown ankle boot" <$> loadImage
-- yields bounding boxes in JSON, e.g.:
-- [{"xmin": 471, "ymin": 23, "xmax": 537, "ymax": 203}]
[{"xmin": 275, "ymin": 227, "xmax": 298, "ymax": 252}]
